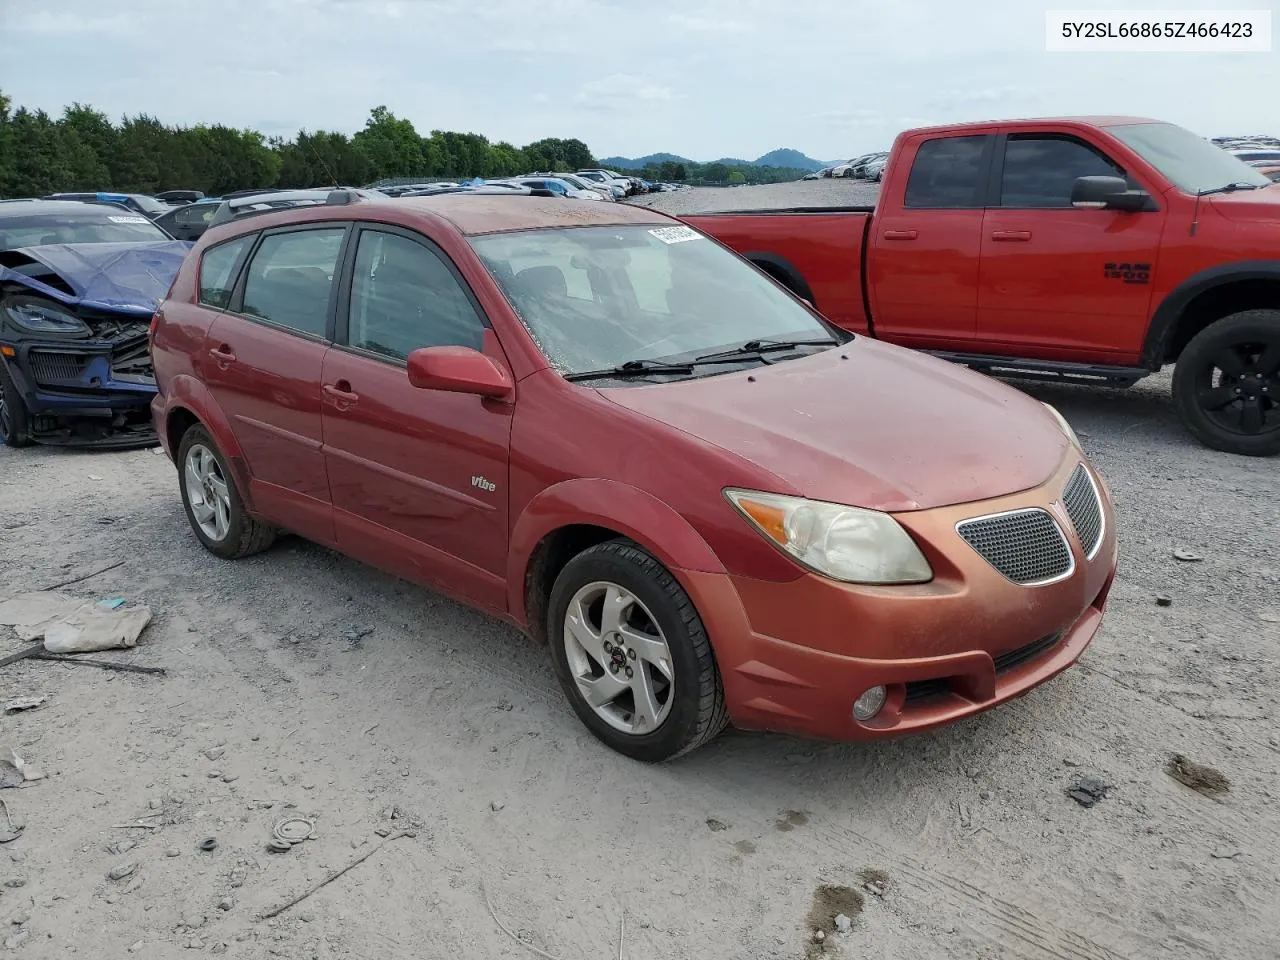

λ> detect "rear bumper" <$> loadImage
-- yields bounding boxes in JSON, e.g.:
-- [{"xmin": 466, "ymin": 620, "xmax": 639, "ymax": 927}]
[{"xmin": 677, "ymin": 453, "xmax": 1119, "ymax": 741}]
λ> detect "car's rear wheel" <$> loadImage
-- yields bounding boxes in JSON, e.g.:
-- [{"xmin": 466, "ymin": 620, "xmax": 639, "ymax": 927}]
[
  {"xmin": 0, "ymin": 363, "xmax": 33, "ymax": 448},
  {"xmin": 177, "ymin": 423, "xmax": 277, "ymax": 558},
  {"xmin": 1172, "ymin": 309, "xmax": 1280, "ymax": 457},
  {"xmin": 547, "ymin": 539, "xmax": 728, "ymax": 762}
]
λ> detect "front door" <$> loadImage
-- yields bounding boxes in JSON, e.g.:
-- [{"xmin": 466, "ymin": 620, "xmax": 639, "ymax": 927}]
[
  {"xmin": 977, "ymin": 133, "xmax": 1164, "ymax": 362},
  {"xmin": 201, "ymin": 224, "xmax": 349, "ymax": 543},
  {"xmin": 867, "ymin": 133, "xmax": 994, "ymax": 349},
  {"xmin": 320, "ymin": 225, "xmax": 515, "ymax": 613}
]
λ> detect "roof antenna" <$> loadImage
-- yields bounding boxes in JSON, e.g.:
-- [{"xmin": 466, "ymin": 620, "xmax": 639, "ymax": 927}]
[{"xmin": 303, "ymin": 133, "xmax": 338, "ymax": 189}]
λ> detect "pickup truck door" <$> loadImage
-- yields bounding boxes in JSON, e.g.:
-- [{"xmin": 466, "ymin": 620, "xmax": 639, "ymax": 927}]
[
  {"xmin": 867, "ymin": 133, "xmax": 993, "ymax": 349},
  {"xmin": 977, "ymin": 132, "xmax": 1163, "ymax": 362}
]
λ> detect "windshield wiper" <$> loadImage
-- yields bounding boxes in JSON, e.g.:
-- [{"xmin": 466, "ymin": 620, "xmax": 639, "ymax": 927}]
[
  {"xmin": 1198, "ymin": 182, "xmax": 1261, "ymax": 196},
  {"xmin": 564, "ymin": 359, "xmax": 697, "ymax": 382},
  {"xmin": 694, "ymin": 338, "xmax": 837, "ymax": 363}
]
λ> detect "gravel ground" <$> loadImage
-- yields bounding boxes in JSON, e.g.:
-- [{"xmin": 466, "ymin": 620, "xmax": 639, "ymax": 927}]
[{"xmin": 0, "ymin": 186, "xmax": 1277, "ymax": 959}]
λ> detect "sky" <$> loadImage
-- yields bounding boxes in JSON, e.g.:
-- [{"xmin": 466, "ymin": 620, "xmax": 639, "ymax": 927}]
[{"xmin": 0, "ymin": 0, "xmax": 1274, "ymax": 163}]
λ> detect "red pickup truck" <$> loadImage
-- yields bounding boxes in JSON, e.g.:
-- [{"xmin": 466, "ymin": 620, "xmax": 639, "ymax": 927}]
[{"xmin": 683, "ymin": 116, "xmax": 1280, "ymax": 457}]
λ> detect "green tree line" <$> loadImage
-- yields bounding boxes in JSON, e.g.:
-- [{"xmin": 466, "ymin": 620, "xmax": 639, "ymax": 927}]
[
  {"xmin": 0, "ymin": 92, "xmax": 597, "ymax": 198},
  {"xmin": 634, "ymin": 158, "xmax": 811, "ymax": 186}
]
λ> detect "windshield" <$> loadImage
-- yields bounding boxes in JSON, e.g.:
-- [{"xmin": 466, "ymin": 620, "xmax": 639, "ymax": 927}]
[
  {"xmin": 1110, "ymin": 122, "xmax": 1271, "ymax": 193},
  {"xmin": 470, "ymin": 224, "xmax": 837, "ymax": 378},
  {"xmin": 0, "ymin": 211, "xmax": 171, "ymax": 248},
  {"xmin": 129, "ymin": 195, "xmax": 168, "ymax": 215}
]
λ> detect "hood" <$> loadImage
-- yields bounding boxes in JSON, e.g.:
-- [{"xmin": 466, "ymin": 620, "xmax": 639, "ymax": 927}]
[
  {"xmin": 1206, "ymin": 185, "xmax": 1280, "ymax": 223},
  {"xmin": 600, "ymin": 339, "xmax": 1068, "ymax": 512},
  {"xmin": 0, "ymin": 241, "xmax": 192, "ymax": 315}
]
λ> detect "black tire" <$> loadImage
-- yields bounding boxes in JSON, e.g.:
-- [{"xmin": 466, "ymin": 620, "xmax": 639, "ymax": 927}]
[
  {"xmin": 546, "ymin": 538, "xmax": 729, "ymax": 762},
  {"xmin": 176, "ymin": 423, "xmax": 277, "ymax": 558},
  {"xmin": 0, "ymin": 362, "xmax": 33, "ymax": 448},
  {"xmin": 1172, "ymin": 309, "xmax": 1280, "ymax": 457}
]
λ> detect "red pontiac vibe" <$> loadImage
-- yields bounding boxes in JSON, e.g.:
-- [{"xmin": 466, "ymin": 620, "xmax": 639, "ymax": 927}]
[{"xmin": 149, "ymin": 192, "xmax": 1118, "ymax": 761}]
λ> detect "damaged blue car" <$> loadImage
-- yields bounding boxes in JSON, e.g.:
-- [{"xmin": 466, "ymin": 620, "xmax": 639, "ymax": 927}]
[{"xmin": 0, "ymin": 200, "xmax": 191, "ymax": 448}]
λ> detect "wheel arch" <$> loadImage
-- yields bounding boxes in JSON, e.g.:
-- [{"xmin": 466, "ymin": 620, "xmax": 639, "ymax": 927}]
[
  {"xmin": 741, "ymin": 252, "xmax": 816, "ymax": 304},
  {"xmin": 1142, "ymin": 261, "xmax": 1280, "ymax": 368},
  {"xmin": 159, "ymin": 376, "xmax": 254, "ymax": 509},
  {"xmin": 508, "ymin": 479, "xmax": 726, "ymax": 643}
]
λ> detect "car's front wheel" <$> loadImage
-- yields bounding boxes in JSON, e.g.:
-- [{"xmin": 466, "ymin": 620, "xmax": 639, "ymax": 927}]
[
  {"xmin": 177, "ymin": 423, "xmax": 277, "ymax": 558},
  {"xmin": 0, "ymin": 363, "xmax": 33, "ymax": 448},
  {"xmin": 1172, "ymin": 309, "xmax": 1280, "ymax": 457},
  {"xmin": 547, "ymin": 539, "xmax": 728, "ymax": 762}
]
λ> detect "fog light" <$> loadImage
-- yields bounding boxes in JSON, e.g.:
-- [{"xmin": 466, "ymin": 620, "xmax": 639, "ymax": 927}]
[{"xmin": 852, "ymin": 685, "xmax": 887, "ymax": 722}]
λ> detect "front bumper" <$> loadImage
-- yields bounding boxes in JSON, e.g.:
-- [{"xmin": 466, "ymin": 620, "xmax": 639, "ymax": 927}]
[
  {"xmin": 2, "ymin": 338, "xmax": 157, "ymax": 446},
  {"xmin": 681, "ymin": 453, "xmax": 1119, "ymax": 741}
]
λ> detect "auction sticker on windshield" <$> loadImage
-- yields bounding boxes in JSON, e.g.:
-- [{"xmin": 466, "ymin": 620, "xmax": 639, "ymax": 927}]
[
  {"xmin": 648, "ymin": 225, "xmax": 702, "ymax": 244},
  {"xmin": 108, "ymin": 215, "xmax": 151, "ymax": 224}
]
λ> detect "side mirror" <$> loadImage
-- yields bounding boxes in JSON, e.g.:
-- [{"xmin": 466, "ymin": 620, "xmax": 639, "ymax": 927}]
[
  {"xmin": 406, "ymin": 346, "xmax": 513, "ymax": 400},
  {"xmin": 1071, "ymin": 175, "xmax": 1151, "ymax": 212}
]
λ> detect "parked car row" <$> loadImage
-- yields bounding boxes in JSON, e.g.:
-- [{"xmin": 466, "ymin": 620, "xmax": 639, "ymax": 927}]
[
  {"xmin": 804, "ymin": 151, "xmax": 889, "ymax": 182},
  {"xmin": 1210, "ymin": 135, "xmax": 1280, "ymax": 182}
]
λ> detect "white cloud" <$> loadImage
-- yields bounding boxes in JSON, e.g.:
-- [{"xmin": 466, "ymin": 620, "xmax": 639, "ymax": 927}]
[
  {"xmin": 575, "ymin": 75, "xmax": 680, "ymax": 111},
  {"xmin": 667, "ymin": 13, "xmax": 754, "ymax": 33}
]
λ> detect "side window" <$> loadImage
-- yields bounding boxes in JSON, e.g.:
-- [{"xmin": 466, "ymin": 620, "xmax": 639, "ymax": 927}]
[
  {"xmin": 197, "ymin": 236, "xmax": 254, "ymax": 309},
  {"xmin": 1000, "ymin": 137, "xmax": 1125, "ymax": 208},
  {"xmin": 904, "ymin": 135, "xmax": 991, "ymax": 209},
  {"xmin": 347, "ymin": 230, "xmax": 485, "ymax": 361},
  {"xmin": 240, "ymin": 228, "xmax": 345, "ymax": 338}
]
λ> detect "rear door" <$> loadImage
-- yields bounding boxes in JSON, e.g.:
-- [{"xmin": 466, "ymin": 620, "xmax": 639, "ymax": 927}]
[
  {"xmin": 202, "ymin": 224, "xmax": 349, "ymax": 544},
  {"xmin": 320, "ymin": 225, "xmax": 514, "ymax": 613},
  {"xmin": 976, "ymin": 132, "xmax": 1164, "ymax": 362},
  {"xmin": 868, "ymin": 133, "xmax": 994, "ymax": 348}
]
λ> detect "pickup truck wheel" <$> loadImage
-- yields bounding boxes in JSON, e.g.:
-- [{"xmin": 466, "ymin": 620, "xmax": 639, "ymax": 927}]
[
  {"xmin": 1173, "ymin": 309, "xmax": 1280, "ymax": 457},
  {"xmin": 0, "ymin": 363, "xmax": 33, "ymax": 448},
  {"xmin": 547, "ymin": 539, "xmax": 729, "ymax": 762},
  {"xmin": 177, "ymin": 424, "xmax": 277, "ymax": 558}
]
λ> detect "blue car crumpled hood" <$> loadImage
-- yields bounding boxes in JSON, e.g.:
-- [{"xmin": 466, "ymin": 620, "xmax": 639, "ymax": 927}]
[{"xmin": 0, "ymin": 240, "xmax": 192, "ymax": 316}]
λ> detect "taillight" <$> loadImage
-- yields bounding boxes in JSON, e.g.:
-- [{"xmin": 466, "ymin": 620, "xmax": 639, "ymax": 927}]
[{"xmin": 148, "ymin": 309, "xmax": 161, "ymax": 351}]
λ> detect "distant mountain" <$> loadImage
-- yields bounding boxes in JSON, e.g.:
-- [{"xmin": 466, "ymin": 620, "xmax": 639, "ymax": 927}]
[
  {"xmin": 597, "ymin": 148, "xmax": 826, "ymax": 172},
  {"xmin": 753, "ymin": 148, "xmax": 825, "ymax": 171},
  {"xmin": 597, "ymin": 153, "xmax": 692, "ymax": 170}
]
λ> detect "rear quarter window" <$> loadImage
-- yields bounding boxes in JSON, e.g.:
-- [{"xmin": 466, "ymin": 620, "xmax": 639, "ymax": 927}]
[{"xmin": 198, "ymin": 236, "xmax": 254, "ymax": 309}]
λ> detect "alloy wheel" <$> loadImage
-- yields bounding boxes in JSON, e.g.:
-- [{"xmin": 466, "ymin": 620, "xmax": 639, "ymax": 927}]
[
  {"xmin": 184, "ymin": 443, "xmax": 232, "ymax": 541},
  {"xmin": 562, "ymin": 580, "xmax": 675, "ymax": 735},
  {"xmin": 1194, "ymin": 339, "xmax": 1280, "ymax": 437}
]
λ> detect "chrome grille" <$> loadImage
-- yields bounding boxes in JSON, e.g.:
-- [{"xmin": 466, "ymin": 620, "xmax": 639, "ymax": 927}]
[
  {"xmin": 956, "ymin": 508, "xmax": 1072, "ymax": 585},
  {"xmin": 1062, "ymin": 463, "xmax": 1103, "ymax": 558},
  {"xmin": 29, "ymin": 350, "xmax": 89, "ymax": 386}
]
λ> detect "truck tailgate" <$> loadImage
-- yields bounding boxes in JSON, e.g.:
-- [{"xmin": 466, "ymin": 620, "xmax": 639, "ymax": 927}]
[{"xmin": 681, "ymin": 210, "xmax": 873, "ymax": 334}]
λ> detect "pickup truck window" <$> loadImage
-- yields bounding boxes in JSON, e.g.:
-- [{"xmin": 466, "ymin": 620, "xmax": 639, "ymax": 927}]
[
  {"xmin": 999, "ymin": 135, "xmax": 1124, "ymax": 208},
  {"xmin": 471, "ymin": 225, "xmax": 834, "ymax": 377},
  {"xmin": 904, "ymin": 135, "xmax": 991, "ymax": 209},
  {"xmin": 1110, "ymin": 121, "xmax": 1270, "ymax": 194}
]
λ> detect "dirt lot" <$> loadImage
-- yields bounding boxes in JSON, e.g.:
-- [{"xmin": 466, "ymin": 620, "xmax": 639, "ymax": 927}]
[{"xmin": 1, "ymin": 182, "xmax": 1278, "ymax": 960}]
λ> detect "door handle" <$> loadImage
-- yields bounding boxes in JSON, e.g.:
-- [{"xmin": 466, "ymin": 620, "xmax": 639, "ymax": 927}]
[
  {"xmin": 324, "ymin": 381, "xmax": 359, "ymax": 405},
  {"xmin": 991, "ymin": 230, "xmax": 1032, "ymax": 241},
  {"xmin": 883, "ymin": 229, "xmax": 918, "ymax": 240},
  {"xmin": 208, "ymin": 344, "xmax": 236, "ymax": 366}
]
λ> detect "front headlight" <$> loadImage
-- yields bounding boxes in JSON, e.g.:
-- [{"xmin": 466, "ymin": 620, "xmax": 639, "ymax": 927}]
[
  {"xmin": 724, "ymin": 489, "xmax": 933, "ymax": 584},
  {"xmin": 1042, "ymin": 403, "xmax": 1081, "ymax": 447},
  {"xmin": 3, "ymin": 299, "xmax": 91, "ymax": 337}
]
